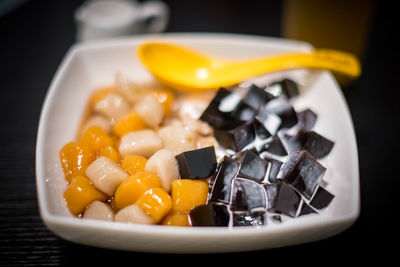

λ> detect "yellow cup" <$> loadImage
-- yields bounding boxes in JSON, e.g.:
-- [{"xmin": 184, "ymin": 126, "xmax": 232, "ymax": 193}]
[{"xmin": 281, "ymin": 0, "xmax": 375, "ymax": 85}]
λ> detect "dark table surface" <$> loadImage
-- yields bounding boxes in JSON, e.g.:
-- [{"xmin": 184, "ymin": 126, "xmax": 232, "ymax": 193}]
[{"xmin": 0, "ymin": 0, "xmax": 398, "ymax": 265}]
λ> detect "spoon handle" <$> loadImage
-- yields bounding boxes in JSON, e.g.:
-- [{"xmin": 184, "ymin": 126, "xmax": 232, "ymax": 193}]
[
  {"xmin": 232, "ymin": 49, "xmax": 361, "ymax": 79},
  {"xmin": 303, "ymin": 49, "xmax": 361, "ymax": 78}
]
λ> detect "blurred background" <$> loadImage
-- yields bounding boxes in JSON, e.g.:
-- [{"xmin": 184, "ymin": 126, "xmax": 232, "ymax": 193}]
[{"xmin": 0, "ymin": 0, "xmax": 397, "ymax": 265}]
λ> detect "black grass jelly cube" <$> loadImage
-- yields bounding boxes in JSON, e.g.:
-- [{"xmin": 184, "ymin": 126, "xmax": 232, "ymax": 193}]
[
  {"xmin": 259, "ymin": 96, "xmax": 298, "ymax": 130},
  {"xmin": 296, "ymin": 109, "xmax": 318, "ymax": 131},
  {"xmin": 175, "ymin": 146, "xmax": 217, "ymax": 179},
  {"xmin": 260, "ymin": 135, "xmax": 287, "ymax": 156},
  {"xmin": 190, "ymin": 203, "xmax": 230, "ymax": 227},
  {"xmin": 214, "ymin": 120, "xmax": 255, "ymax": 152},
  {"xmin": 298, "ymin": 201, "xmax": 318, "ymax": 217},
  {"xmin": 279, "ymin": 150, "xmax": 326, "ymax": 199},
  {"xmin": 235, "ymin": 150, "xmax": 269, "ymax": 182},
  {"xmin": 265, "ymin": 182, "xmax": 279, "ymax": 210},
  {"xmin": 256, "ymin": 112, "xmax": 282, "ymax": 135},
  {"xmin": 309, "ymin": 186, "xmax": 335, "ymax": 210},
  {"xmin": 199, "ymin": 87, "xmax": 232, "ymax": 129},
  {"xmin": 282, "ymin": 131, "xmax": 334, "ymax": 159},
  {"xmin": 230, "ymin": 177, "xmax": 267, "ymax": 212},
  {"xmin": 210, "ymin": 156, "xmax": 240, "ymax": 204},
  {"xmin": 266, "ymin": 181, "xmax": 302, "ymax": 218},
  {"xmin": 253, "ymin": 117, "xmax": 271, "ymax": 139},
  {"xmin": 263, "ymin": 156, "xmax": 283, "ymax": 184},
  {"xmin": 229, "ymin": 100, "xmax": 257, "ymax": 122},
  {"xmin": 232, "ymin": 211, "xmax": 266, "ymax": 227},
  {"xmin": 243, "ymin": 84, "xmax": 275, "ymax": 110},
  {"xmin": 267, "ymin": 78, "xmax": 299, "ymax": 99}
]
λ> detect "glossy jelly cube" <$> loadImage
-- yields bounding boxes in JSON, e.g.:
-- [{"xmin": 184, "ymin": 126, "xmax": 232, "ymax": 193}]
[
  {"xmin": 253, "ymin": 117, "xmax": 271, "ymax": 139},
  {"xmin": 189, "ymin": 203, "xmax": 230, "ymax": 227},
  {"xmin": 232, "ymin": 211, "xmax": 265, "ymax": 226},
  {"xmin": 260, "ymin": 135, "xmax": 287, "ymax": 156},
  {"xmin": 296, "ymin": 109, "xmax": 318, "ymax": 131},
  {"xmin": 210, "ymin": 156, "xmax": 240, "ymax": 204},
  {"xmin": 298, "ymin": 201, "xmax": 318, "ymax": 217},
  {"xmin": 229, "ymin": 100, "xmax": 257, "ymax": 122},
  {"xmin": 265, "ymin": 182, "xmax": 278, "ymax": 209},
  {"xmin": 214, "ymin": 120, "xmax": 255, "ymax": 152},
  {"xmin": 217, "ymin": 90, "xmax": 242, "ymax": 113},
  {"xmin": 235, "ymin": 150, "xmax": 268, "ymax": 182},
  {"xmin": 267, "ymin": 78, "xmax": 299, "ymax": 99},
  {"xmin": 230, "ymin": 178, "xmax": 267, "ymax": 212},
  {"xmin": 309, "ymin": 186, "xmax": 335, "ymax": 210},
  {"xmin": 243, "ymin": 84, "xmax": 275, "ymax": 110},
  {"xmin": 282, "ymin": 131, "xmax": 334, "ymax": 159},
  {"xmin": 259, "ymin": 96, "xmax": 298, "ymax": 130},
  {"xmin": 256, "ymin": 112, "xmax": 281, "ymax": 136},
  {"xmin": 266, "ymin": 181, "xmax": 301, "ymax": 218},
  {"xmin": 175, "ymin": 146, "xmax": 217, "ymax": 179},
  {"xmin": 262, "ymin": 156, "xmax": 283, "ymax": 184},
  {"xmin": 199, "ymin": 88, "xmax": 232, "ymax": 129},
  {"xmin": 279, "ymin": 150, "xmax": 326, "ymax": 199}
]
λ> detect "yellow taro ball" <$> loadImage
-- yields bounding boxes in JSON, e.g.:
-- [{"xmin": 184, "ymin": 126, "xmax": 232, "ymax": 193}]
[
  {"xmin": 114, "ymin": 172, "xmax": 161, "ymax": 210},
  {"xmin": 171, "ymin": 179, "xmax": 209, "ymax": 212},
  {"xmin": 113, "ymin": 111, "xmax": 147, "ymax": 138},
  {"xmin": 121, "ymin": 154, "xmax": 148, "ymax": 175},
  {"xmin": 161, "ymin": 212, "xmax": 191, "ymax": 227},
  {"xmin": 136, "ymin": 188, "xmax": 172, "ymax": 223},
  {"xmin": 99, "ymin": 145, "xmax": 120, "ymax": 163},
  {"xmin": 80, "ymin": 126, "xmax": 114, "ymax": 153},
  {"xmin": 64, "ymin": 175, "xmax": 107, "ymax": 216},
  {"xmin": 59, "ymin": 142, "xmax": 95, "ymax": 184}
]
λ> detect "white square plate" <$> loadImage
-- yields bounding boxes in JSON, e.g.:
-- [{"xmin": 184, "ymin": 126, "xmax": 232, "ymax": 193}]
[{"xmin": 36, "ymin": 33, "xmax": 360, "ymax": 253}]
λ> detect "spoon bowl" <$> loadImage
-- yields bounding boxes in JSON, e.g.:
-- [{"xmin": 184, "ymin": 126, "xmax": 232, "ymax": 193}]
[{"xmin": 138, "ymin": 42, "xmax": 361, "ymax": 92}]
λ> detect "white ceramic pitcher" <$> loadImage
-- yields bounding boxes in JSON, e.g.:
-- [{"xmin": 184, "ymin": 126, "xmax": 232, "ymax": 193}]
[{"xmin": 75, "ymin": 0, "xmax": 169, "ymax": 42}]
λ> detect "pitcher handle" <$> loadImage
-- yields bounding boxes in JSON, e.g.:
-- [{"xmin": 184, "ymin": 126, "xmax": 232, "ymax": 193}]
[{"xmin": 140, "ymin": 1, "xmax": 169, "ymax": 33}]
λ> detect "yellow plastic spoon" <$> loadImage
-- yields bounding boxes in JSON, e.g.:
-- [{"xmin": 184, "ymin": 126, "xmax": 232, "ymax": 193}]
[{"xmin": 137, "ymin": 42, "xmax": 361, "ymax": 92}]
